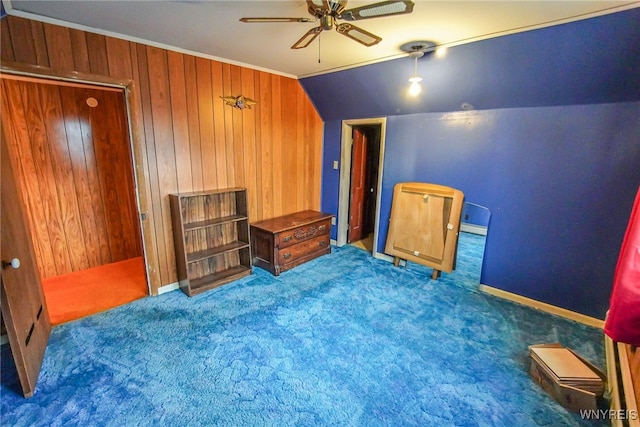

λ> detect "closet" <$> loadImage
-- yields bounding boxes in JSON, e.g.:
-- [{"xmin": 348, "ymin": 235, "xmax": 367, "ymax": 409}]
[{"xmin": 0, "ymin": 75, "xmax": 147, "ymax": 323}]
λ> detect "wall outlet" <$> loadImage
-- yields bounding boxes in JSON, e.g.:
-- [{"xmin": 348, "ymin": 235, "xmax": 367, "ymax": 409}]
[
  {"xmin": 333, "ymin": 160, "xmax": 339, "ymax": 170},
  {"xmin": 331, "ymin": 217, "xmax": 336, "ymax": 225}
]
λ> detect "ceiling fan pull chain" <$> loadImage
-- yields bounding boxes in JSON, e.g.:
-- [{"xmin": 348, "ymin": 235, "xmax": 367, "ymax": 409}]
[{"xmin": 318, "ymin": 33, "xmax": 321, "ymax": 63}]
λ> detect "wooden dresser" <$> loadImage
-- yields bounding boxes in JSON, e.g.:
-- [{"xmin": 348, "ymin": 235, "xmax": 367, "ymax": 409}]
[{"xmin": 250, "ymin": 210, "xmax": 333, "ymax": 276}]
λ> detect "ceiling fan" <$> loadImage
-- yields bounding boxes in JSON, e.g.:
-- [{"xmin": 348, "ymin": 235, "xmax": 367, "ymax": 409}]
[{"xmin": 240, "ymin": 0, "xmax": 415, "ymax": 49}]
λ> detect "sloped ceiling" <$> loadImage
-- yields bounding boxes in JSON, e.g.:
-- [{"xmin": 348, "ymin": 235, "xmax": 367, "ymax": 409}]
[
  {"xmin": 300, "ymin": 7, "xmax": 640, "ymax": 120},
  {"xmin": 4, "ymin": 0, "xmax": 639, "ymax": 78}
]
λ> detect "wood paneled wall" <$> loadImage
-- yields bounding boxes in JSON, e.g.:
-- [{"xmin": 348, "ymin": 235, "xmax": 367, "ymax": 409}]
[
  {"xmin": 0, "ymin": 16, "xmax": 324, "ymax": 292},
  {"xmin": 1, "ymin": 78, "xmax": 142, "ymax": 278}
]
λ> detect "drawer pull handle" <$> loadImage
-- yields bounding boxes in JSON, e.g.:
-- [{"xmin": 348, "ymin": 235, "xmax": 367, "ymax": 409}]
[
  {"xmin": 319, "ymin": 241, "xmax": 326, "ymax": 246},
  {"xmin": 318, "ymin": 225, "xmax": 326, "ymax": 231},
  {"xmin": 283, "ymin": 253, "xmax": 291, "ymax": 259},
  {"xmin": 282, "ymin": 236, "xmax": 292, "ymax": 242}
]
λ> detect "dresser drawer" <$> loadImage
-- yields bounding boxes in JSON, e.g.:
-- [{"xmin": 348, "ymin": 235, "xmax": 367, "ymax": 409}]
[
  {"xmin": 278, "ymin": 233, "xmax": 330, "ymax": 264},
  {"xmin": 277, "ymin": 219, "xmax": 331, "ymax": 249}
]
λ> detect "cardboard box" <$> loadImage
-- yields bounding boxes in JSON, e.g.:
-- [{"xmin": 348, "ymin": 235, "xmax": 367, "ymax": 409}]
[{"xmin": 529, "ymin": 343, "xmax": 606, "ymax": 412}]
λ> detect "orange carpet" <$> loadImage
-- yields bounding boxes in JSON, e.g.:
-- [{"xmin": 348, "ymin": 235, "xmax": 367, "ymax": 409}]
[{"xmin": 42, "ymin": 257, "xmax": 148, "ymax": 325}]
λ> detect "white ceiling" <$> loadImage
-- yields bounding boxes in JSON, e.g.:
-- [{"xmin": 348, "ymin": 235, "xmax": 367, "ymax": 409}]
[{"xmin": 4, "ymin": 0, "xmax": 639, "ymax": 78}]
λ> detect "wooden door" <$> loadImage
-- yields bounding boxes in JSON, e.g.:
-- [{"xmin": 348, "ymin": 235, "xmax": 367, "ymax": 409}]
[
  {"xmin": 1, "ymin": 133, "xmax": 51, "ymax": 398},
  {"xmin": 348, "ymin": 128, "xmax": 368, "ymax": 242}
]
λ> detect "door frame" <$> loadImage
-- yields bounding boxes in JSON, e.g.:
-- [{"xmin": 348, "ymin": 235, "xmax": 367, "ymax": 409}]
[
  {"xmin": 337, "ymin": 117, "xmax": 386, "ymax": 258},
  {"xmin": 0, "ymin": 62, "xmax": 156, "ymax": 295}
]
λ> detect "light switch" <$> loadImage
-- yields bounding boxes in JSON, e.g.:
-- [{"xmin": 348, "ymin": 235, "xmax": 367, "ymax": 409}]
[{"xmin": 333, "ymin": 160, "xmax": 339, "ymax": 170}]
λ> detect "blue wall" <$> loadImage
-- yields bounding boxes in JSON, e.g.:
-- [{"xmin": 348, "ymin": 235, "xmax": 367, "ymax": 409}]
[
  {"xmin": 302, "ymin": 8, "xmax": 640, "ymax": 319},
  {"xmin": 303, "ymin": 8, "xmax": 640, "ymax": 120}
]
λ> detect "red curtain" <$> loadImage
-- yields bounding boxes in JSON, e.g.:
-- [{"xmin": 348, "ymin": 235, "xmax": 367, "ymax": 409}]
[{"xmin": 604, "ymin": 186, "xmax": 640, "ymax": 346}]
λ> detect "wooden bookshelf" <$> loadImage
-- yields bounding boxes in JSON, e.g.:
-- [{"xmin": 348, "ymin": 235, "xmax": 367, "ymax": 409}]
[{"xmin": 170, "ymin": 188, "xmax": 252, "ymax": 296}]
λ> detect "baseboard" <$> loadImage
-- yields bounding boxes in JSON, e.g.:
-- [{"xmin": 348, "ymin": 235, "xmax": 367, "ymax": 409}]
[
  {"xmin": 373, "ymin": 252, "xmax": 394, "ymax": 263},
  {"xmin": 157, "ymin": 282, "xmax": 179, "ymax": 295},
  {"xmin": 479, "ymin": 284, "xmax": 604, "ymax": 328},
  {"xmin": 338, "ymin": 240, "xmax": 406, "ymax": 266},
  {"xmin": 373, "ymin": 251, "xmax": 407, "ymax": 266}
]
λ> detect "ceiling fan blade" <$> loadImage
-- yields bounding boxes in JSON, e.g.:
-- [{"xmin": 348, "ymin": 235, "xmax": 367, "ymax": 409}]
[
  {"xmin": 339, "ymin": 0, "xmax": 414, "ymax": 21},
  {"xmin": 240, "ymin": 17, "xmax": 314, "ymax": 23},
  {"xmin": 335, "ymin": 23, "xmax": 381, "ymax": 47},
  {"xmin": 291, "ymin": 26, "xmax": 323, "ymax": 49}
]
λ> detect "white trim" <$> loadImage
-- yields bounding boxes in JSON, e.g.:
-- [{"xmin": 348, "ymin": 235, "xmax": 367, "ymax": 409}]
[
  {"xmin": 373, "ymin": 251, "xmax": 406, "ymax": 266},
  {"xmin": 479, "ymin": 284, "xmax": 604, "ymax": 328},
  {"xmin": 337, "ymin": 123, "xmax": 351, "ymax": 247},
  {"xmin": 1, "ymin": 1, "xmax": 296, "ymax": 80},
  {"xmin": 157, "ymin": 282, "xmax": 180, "ymax": 295},
  {"xmin": 373, "ymin": 252, "xmax": 394, "ymax": 263},
  {"xmin": 337, "ymin": 118, "xmax": 387, "ymax": 260}
]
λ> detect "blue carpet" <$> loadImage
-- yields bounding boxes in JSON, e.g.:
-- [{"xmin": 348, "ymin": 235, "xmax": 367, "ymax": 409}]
[{"xmin": 1, "ymin": 233, "xmax": 606, "ymax": 426}]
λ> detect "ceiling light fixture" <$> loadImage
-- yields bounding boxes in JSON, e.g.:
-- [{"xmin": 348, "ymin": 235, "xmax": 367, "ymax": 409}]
[
  {"xmin": 408, "ymin": 51, "xmax": 423, "ymax": 96},
  {"xmin": 400, "ymin": 41, "xmax": 436, "ymax": 97}
]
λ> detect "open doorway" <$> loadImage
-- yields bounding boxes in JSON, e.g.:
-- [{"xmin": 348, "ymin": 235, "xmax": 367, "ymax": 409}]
[
  {"xmin": 0, "ymin": 75, "xmax": 149, "ymax": 325},
  {"xmin": 337, "ymin": 118, "xmax": 386, "ymax": 257}
]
